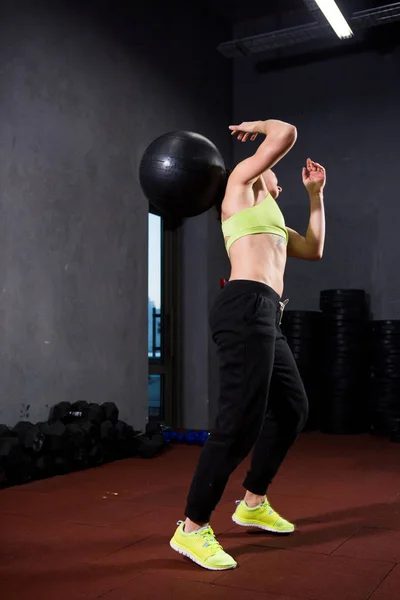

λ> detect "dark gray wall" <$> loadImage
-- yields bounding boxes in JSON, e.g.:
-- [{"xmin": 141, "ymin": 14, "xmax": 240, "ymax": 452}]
[
  {"xmin": 0, "ymin": 0, "xmax": 231, "ymax": 428},
  {"xmin": 233, "ymin": 44, "xmax": 400, "ymax": 316}
]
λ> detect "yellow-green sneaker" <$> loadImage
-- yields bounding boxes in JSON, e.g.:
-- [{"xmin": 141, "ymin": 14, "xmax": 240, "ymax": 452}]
[
  {"xmin": 170, "ymin": 521, "xmax": 237, "ymax": 571},
  {"xmin": 232, "ymin": 499, "xmax": 295, "ymax": 534}
]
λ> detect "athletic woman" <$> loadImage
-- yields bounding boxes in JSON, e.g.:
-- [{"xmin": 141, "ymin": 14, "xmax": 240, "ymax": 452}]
[{"xmin": 170, "ymin": 119, "xmax": 326, "ymax": 570}]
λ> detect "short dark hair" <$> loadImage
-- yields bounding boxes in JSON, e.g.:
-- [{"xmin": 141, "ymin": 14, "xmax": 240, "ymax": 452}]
[{"xmin": 214, "ymin": 168, "xmax": 231, "ymax": 221}]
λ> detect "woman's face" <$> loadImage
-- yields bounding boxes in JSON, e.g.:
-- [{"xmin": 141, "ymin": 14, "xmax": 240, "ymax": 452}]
[{"xmin": 263, "ymin": 169, "xmax": 282, "ymax": 200}]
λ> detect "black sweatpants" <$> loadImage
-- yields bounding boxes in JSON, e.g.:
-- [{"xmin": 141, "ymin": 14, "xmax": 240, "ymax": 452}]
[{"xmin": 184, "ymin": 280, "xmax": 309, "ymax": 524}]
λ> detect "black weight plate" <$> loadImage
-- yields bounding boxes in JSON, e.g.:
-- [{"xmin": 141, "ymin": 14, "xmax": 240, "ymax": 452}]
[
  {"xmin": 322, "ymin": 320, "xmax": 367, "ymax": 329},
  {"xmin": 370, "ymin": 332, "xmax": 400, "ymax": 341},
  {"xmin": 370, "ymin": 367, "xmax": 400, "ymax": 379},
  {"xmin": 323, "ymin": 352, "xmax": 366, "ymax": 362},
  {"xmin": 369, "ymin": 376, "xmax": 400, "ymax": 386},
  {"xmin": 370, "ymin": 355, "xmax": 400, "ymax": 368},
  {"xmin": 282, "ymin": 328, "xmax": 315, "ymax": 339},
  {"xmin": 320, "ymin": 289, "xmax": 366, "ymax": 298},
  {"xmin": 322, "ymin": 388, "xmax": 367, "ymax": 400},
  {"xmin": 323, "ymin": 367, "xmax": 366, "ymax": 377},
  {"xmin": 369, "ymin": 379, "xmax": 400, "ymax": 398},
  {"xmin": 288, "ymin": 345, "xmax": 319, "ymax": 356},
  {"xmin": 287, "ymin": 342, "xmax": 315, "ymax": 354},
  {"xmin": 322, "ymin": 306, "xmax": 369, "ymax": 316},
  {"xmin": 322, "ymin": 336, "xmax": 367, "ymax": 345},
  {"xmin": 323, "ymin": 330, "xmax": 366, "ymax": 339},
  {"xmin": 369, "ymin": 343, "xmax": 400, "ymax": 355},
  {"xmin": 321, "ymin": 377, "xmax": 361, "ymax": 389},
  {"xmin": 323, "ymin": 357, "xmax": 365, "ymax": 367},
  {"xmin": 370, "ymin": 320, "xmax": 400, "ymax": 331},
  {"xmin": 282, "ymin": 319, "xmax": 321, "ymax": 329},
  {"xmin": 322, "ymin": 321, "xmax": 368, "ymax": 330},
  {"xmin": 283, "ymin": 310, "xmax": 321, "ymax": 320}
]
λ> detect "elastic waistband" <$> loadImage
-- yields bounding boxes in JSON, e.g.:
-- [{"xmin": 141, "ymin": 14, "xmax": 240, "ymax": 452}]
[{"xmin": 222, "ymin": 279, "xmax": 281, "ymax": 305}]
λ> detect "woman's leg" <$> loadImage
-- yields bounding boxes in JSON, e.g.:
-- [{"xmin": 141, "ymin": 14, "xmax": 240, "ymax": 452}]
[
  {"xmin": 243, "ymin": 331, "xmax": 309, "ymax": 496},
  {"xmin": 231, "ymin": 329, "xmax": 308, "ymax": 534},
  {"xmin": 184, "ymin": 282, "xmax": 280, "ymax": 526}
]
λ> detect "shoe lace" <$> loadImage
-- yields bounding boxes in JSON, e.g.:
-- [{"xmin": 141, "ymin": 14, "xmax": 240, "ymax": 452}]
[
  {"xmin": 261, "ymin": 499, "xmax": 277, "ymax": 517},
  {"xmin": 198, "ymin": 527, "xmax": 223, "ymax": 552}
]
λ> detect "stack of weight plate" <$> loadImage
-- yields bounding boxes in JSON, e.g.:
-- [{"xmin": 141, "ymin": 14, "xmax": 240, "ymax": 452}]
[
  {"xmin": 320, "ymin": 289, "xmax": 370, "ymax": 434},
  {"xmin": 369, "ymin": 320, "xmax": 400, "ymax": 439},
  {"xmin": 280, "ymin": 310, "xmax": 322, "ymax": 431}
]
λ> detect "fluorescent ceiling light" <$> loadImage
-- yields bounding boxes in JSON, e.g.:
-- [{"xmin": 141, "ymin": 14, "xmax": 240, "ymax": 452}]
[{"xmin": 313, "ymin": 0, "xmax": 354, "ymax": 39}]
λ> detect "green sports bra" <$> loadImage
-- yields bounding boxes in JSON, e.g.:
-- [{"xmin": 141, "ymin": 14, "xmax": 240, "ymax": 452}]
[{"xmin": 221, "ymin": 193, "xmax": 288, "ymax": 255}]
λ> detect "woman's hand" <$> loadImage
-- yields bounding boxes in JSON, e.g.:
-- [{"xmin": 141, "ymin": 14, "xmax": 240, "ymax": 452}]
[
  {"xmin": 302, "ymin": 158, "xmax": 326, "ymax": 194},
  {"xmin": 228, "ymin": 121, "xmax": 262, "ymax": 142}
]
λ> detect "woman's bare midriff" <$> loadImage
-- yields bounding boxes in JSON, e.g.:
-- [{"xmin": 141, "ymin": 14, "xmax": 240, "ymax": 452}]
[{"xmin": 228, "ymin": 233, "xmax": 287, "ymax": 298}]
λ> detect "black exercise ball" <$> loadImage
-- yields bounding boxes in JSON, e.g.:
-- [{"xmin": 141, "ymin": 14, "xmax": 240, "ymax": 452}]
[{"xmin": 139, "ymin": 131, "xmax": 226, "ymax": 218}]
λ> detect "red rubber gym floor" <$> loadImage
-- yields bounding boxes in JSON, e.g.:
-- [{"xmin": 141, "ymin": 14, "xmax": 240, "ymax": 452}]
[{"xmin": 1, "ymin": 433, "xmax": 400, "ymax": 600}]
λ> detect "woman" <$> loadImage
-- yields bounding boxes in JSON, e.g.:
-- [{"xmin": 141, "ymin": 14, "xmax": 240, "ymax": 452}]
[{"xmin": 170, "ymin": 118, "xmax": 326, "ymax": 570}]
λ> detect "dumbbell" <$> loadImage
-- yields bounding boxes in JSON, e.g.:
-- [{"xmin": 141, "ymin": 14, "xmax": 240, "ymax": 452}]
[
  {"xmin": 98, "ymin": 420, "xmax": 118, "ymax": 462},
  {"xmin": 0, "ymin": 424, "xmax": 10, "ymax": 438},
  {"xmin": 65, "ymin": 423, "xmax": 89, "ymax": 470},
  {"xmin": 145, "ymin": 422, "xmax": 166, "ymax": 453},
  {"xmin": 34, "ymin": 454, "xmax": 55, "ymax": 479},
  {"xmin": 12, "ymin": 422, "xmax": 45, "ymax": 454},
  {"xmin": 50, "ymin": 402, "xmax": 72, "ymax": 422},
  {"xmin": 390, "ymin": 416, "xmax": 400, "ymax": 443},
  {"xmin": 101, "ymin": 402, "xmax": 119, "ymax": 424},
  {"xmin": 0, "ymin": 436, "xmax": 33, "ymax": 485},
  {"xmin": 68, "ymin": 403, "xmax": 104, "ymax": 425},
  {"xmin": 88, "ymin": 442, "xmax": 105, "ymax": 466},
  {"xmin": 185, "ymin": 430, "xmax": 209, "ymax": 446},
  {"xmin": 134, "ymin": 434, "xmax": 160, "ymax": 459},
  {"xmin": 52, "ymin": 401, "xmax": 105, "ymax": 425},
  {"xmin": 64, "ymin": 414, "xmax": 105, "ymax": 468},
  {"xmin": 115, "ymin": 420, "xmax": 136, "ymax": 458},
  {"xmin": 38, "ymin": 420, "xmax": 69, "ymax": 454},
  {"xmin": 0, "ymin": 464, "xmax": 6, "ymax": 487}
]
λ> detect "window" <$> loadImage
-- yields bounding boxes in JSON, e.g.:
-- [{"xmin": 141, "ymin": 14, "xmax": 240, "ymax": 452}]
[
  {"xmin": 148, "ymin": 213, "xmax": 162, "ymax": 361},
  {"xmin": 148, "ymin": 374, "xmax": 164, "ymax": 420},
  {"xmin": 148, "ymin": 211, "xmax": 179, "ymax": 425}
]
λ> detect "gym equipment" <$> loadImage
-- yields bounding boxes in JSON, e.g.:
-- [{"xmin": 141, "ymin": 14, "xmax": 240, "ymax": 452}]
[
  {"xmin": 143, "ymin": 422, "xmax": 166, "ymax": 454},
  {"xmin": 149, "ymin": 433, "xmax": 166, "ymax": 453},
  {"xmin": 145, "ymin": 422, "xmax": 162, "ymax": 437},
  {"xmin": 0, "ymin": 424, "xmax": 11, "ymax": 438},
  {"xmin": 34, "ymin": 454, "xmax": 55, "ymax": 479},
  {"xmin": 139, "ymin": 131, "xmax": 226, "ymax": 218},
  {"xmin": 12, "ymin": 422, "xmax": 45, "ymax": 454},
  {"xmin": 0, "ymin": 436, "xmax": 33, "ymax": 485},
  {"xmin": 134, "ymin": 434, "xmax": 160, "ymax": 459},
  {"xmin": 164, "ymin": 429, "xmax": 186, "ymax": 443},
  {"xmin": 115, "ymin": 420, "xmax": 136, "ymax": 458},
  {"xmin": 163, "ymin": 428, "xmax": 209, "ymax": 446},
  {"xmin": 369, "ymin": 320, "xmax": 400, "ymax": 436},
  {"xmin": 319, "ymin": 289, "xmax": 370, "ymax": 434},
  {"xmin": 185, "ymin": 430, "xmax": 209, "ymax": 445},
  {"xmin": 280, "ymin": 310, "xmax": 322, "ymax": 431},
  {"xmin": 51, "ymin": 402, "xmax": 72, "ymax": 421},
  {"xmin": 390, "ymin": 417, "xmax": 400, "ymax": 443},
  {"xmin": 39, "ymin": 420, "xmax": 69, "ymax": 454},
  {"xmin": 0, "ymin": 401, "xmax": 167, "ymax": 488},
  {"xmin": 100, "ymin": 420, "xmax": 117, "ymax": 442},
  {"xmin": 101, "ymin": 402, "xmax": 119, "ymax": 424},
  {"xmin": 51, "ymin": 401, "xmax": 105, "ymax": 424}
]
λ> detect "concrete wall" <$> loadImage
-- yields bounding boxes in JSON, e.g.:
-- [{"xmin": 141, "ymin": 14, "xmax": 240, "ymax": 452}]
[
  {"xmin": 233, "ymin": 42, "xmax": 400, "ymax": 316},
  {"xmin": 0, "ymin": 0, "xmax": 231, "ymax": 428}
]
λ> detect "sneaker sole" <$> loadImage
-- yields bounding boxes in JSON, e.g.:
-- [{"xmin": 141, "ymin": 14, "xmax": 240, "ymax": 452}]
[
  {"xmin": 169, "ymin": 540, "xmax": 237, "ymax": 571},
  {"xmin": 232, "ymin": 515, "xmax": 295, "ymax": 534}
]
